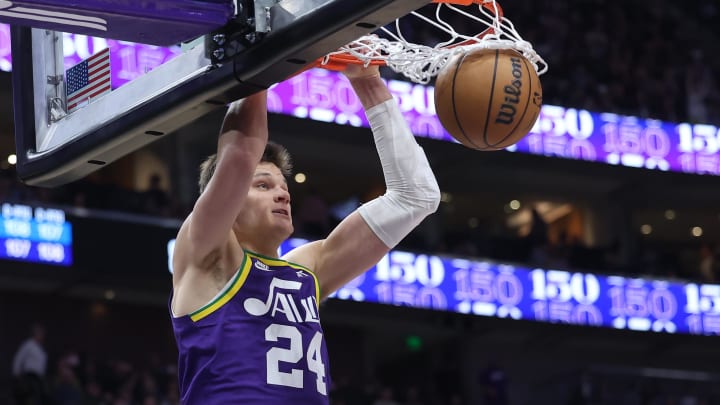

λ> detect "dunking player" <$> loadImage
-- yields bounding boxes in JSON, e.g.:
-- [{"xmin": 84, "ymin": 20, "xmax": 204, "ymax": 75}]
[{"xmin": 170, "ymin": 62, "xmax": 440, "ymax": 404}]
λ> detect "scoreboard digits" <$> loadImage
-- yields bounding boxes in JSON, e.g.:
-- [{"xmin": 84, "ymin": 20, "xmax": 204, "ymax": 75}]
[{"xmin": 0, "ymin": 203, "xmax": 73, "ymax": 266}]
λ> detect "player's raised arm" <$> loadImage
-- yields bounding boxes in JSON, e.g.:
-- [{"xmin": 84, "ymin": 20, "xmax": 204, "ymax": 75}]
[
  {"xmin": 179, "ymin": 91, "xmax": 269, "ymax": 273},
  {"xmin": 285, "ymin": 67, "xmax": 440, "ymax": 298}
]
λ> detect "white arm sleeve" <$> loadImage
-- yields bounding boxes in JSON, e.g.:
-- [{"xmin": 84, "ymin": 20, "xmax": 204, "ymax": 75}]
[{"xmin": 358, "ymin": 99, "xmax": 441, "ymax": 248}]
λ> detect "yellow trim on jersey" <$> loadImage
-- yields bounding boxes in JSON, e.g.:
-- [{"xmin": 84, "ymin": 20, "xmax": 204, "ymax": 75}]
[
  {"xmin": 189, "ymin": 253, "xmax": 252, "ymax": 322},
  {"xmin": 245, "ymin": 250, "xmax": 321, "ymax": 304}
]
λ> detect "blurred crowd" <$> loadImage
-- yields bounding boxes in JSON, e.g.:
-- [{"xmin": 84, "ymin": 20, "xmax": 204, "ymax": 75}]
[
  {"xmin": 12, "ymin": 323, "xmax": 720, "ymax": 405},
  {"xmin": 510, "ymin": 0, "xmax": 716, "ymax": 125},
  {"xmin": 11, "ymin": 323, "xmax": 466, "ymax": 405},
  {"xmin": 422, "ymin": 0, "xmax": 720, "ymax": 126},
  {"xmin": 11, "ymin": 325, "xmax": 179, "ymax": 405}
]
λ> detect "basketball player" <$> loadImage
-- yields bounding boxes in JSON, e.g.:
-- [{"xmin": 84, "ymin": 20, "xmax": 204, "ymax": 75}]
[{"xmin": 170, "ymin": 62, "xmax": 440, "ymax": 404}]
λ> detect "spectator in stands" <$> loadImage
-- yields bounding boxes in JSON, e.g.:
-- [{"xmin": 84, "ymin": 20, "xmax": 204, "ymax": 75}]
[
  {"xmin": 330, "ymin": 375, "xmax": 369, "ymax": 405},
  {"xmin": 142, "ymin": 173, "xmax": 171, "ymax": 217},
  {"xmin": 405, "ymin": 386, "xmax": 425, "ymax": 405},
  {"xmin": 526, "ymin": 208, "xmax": 549, "ymax": 266},
  {"xmin": 84, "ymin": 380, "xmax": 104, "ymax": 405},
  {"xmin": 686, "ymin": 50, "xmax": 714, "ymax": 124},
  {"xmin": 479, "ymin": 362, "xmax": 508, "ymax": 405},
  {"xmin": 50, "ymin": 352, "xmax": 84, "ymax": 405},
  {"xmin": 161, "ymin": 379, "xmax": 180, "ymax": 405},
  {"xmin": 373, "ymin": 386, "xmax": 401, "ymax": 405},
  {"xmin": 698, "ymin": 243, "xmax": 717, "ymax": 283},
  {"xmin": 11, "ymin": 323, "xmax": 48, "ymax": 405},
  {"xmin": 547, "ymin": 230, "xmax": 571, "ymax": 269}
]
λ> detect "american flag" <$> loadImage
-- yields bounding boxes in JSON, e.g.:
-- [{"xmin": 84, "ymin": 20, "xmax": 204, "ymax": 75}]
[{"xmin": 66, "ymin": 48, "xmax": 111, "ymax": 113}]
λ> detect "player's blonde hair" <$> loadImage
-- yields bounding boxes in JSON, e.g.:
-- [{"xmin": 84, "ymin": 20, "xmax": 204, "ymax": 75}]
[{"xmin": 198, "ymin": 141, "xmax": 292, "ymax": 194}]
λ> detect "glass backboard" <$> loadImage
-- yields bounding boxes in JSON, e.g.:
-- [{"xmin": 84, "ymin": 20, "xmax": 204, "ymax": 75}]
[{"xmin": 4, "ymin": 0, "xmax": 429, "ymax": 186}]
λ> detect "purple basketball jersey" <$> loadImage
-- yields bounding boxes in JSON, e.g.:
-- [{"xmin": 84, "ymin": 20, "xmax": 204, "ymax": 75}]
[{"xmin": 170, "ymin": 251, "xmax": 330, "ymax": 405}]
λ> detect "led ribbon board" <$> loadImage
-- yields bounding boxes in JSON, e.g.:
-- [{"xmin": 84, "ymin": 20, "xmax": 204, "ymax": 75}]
[
  {"xmin": 279, "ymin": 238, "xmax": 720, "ymax": 336},
  {"xmin": 269, "ymin": 69, "xmax": 720, "ymax": 176}
]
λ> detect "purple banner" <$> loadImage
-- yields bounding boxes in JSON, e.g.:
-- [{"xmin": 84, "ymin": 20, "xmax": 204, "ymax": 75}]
[
  {"xmin": 0, "ymin": 0, "xmax": 233, "ymax": 46},
  {"xmin": 3, "ymin": 22, "xmax": 720, "ymax": 176},
  {"xmin": 0, "ymin": 23, "xmax": 9, "ymax": 71},
  {"xmin": 267, "ymin": 69, "xmax": 720, "ymax": 176},
  {"xmin": 0, "ymin": 24, "xmax": 181, "ymax": 88},
  {"xmin": 294, "ymin": 238, "xmax": 720, "ymax": 336}
]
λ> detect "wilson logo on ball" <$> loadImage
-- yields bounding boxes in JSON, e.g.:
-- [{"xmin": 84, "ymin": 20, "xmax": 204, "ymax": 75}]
[{"xmin": 495, "ymin": 57, "xmax": 523, "ymax": 125}]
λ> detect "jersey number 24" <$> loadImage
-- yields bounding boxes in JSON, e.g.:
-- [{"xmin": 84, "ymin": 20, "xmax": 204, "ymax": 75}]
[{"xmin": 265, "ymin": 324, "xmax": 327, "ymax": 395}]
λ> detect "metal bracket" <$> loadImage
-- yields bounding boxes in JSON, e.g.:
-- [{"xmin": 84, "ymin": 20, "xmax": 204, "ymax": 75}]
[
  {"xmin": 206, "ymin": 9, "xmax": 264, "ymax": 65},
  {"xmin": 46, "ymin": 74, "xmax": 66, "ymax": 122},
  {"xmin": 254, "ymin": 0, "xmax": 279, "ymax": 33},
  {"xmin": 46, "ymin": 75, "xmax": 63, "ymax": 86},
  {"xmin": 48, "ymin": 97, "xmax": 66, "ymax": 123},
  {"xmin": 233, "ymin": 0, "xmax": 243, "ymax": 16}
]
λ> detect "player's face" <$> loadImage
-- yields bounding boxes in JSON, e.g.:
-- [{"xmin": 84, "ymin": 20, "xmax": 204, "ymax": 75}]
[{"xmin": 239, "ymin": 162, "xmax": 293, "ymax": 237}]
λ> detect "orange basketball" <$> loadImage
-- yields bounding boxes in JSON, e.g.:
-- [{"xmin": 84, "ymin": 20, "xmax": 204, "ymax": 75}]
[{"xmin": 434, "ymin": 48, "xmax": 542, "ymax": 150}]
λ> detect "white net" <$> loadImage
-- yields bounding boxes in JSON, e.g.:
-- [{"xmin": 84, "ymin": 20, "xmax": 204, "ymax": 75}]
[{"xmin": 321, "ymin": 0, "xmax": 547, "ymax": 84}]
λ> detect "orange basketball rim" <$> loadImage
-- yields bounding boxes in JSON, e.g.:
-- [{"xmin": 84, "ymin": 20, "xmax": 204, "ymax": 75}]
[{"xmin": 312, "ymin": 0, "xmax": 505, "ymax": 71}]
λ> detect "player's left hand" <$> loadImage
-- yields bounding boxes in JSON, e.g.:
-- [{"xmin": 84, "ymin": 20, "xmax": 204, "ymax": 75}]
[{"xmin": 341, "ymin": 35, "xmax": 381, "ymax": 80}]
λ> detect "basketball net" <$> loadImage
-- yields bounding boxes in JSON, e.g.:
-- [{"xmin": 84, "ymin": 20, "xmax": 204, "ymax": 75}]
[{"xmin": 314, "ymin": 0, "xmax": 547, "ymax": 84}]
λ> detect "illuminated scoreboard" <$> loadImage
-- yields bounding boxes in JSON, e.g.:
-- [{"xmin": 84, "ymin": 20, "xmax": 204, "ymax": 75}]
[
  {"xmin": 0, "ymin": 203, "xmax": 73, "ymax": 266},
  {"xmin": 279, "ymin": 239, "xmax": 720, "ymax": 336}
]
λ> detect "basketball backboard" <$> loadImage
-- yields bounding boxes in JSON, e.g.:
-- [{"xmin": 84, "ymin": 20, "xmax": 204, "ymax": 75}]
[{"xmin": 5, "ymin": 0, "xmax": 429, "ymax": 187}]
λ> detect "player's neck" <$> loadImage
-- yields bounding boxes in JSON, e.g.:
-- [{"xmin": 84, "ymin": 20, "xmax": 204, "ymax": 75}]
[
  {"xmin": 232, "ymin": 224, "xmax": 286, "ymax": 258},
  {"xmin": 239, "ymin": 239, "xmax": 281, "ymax": 258}
]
